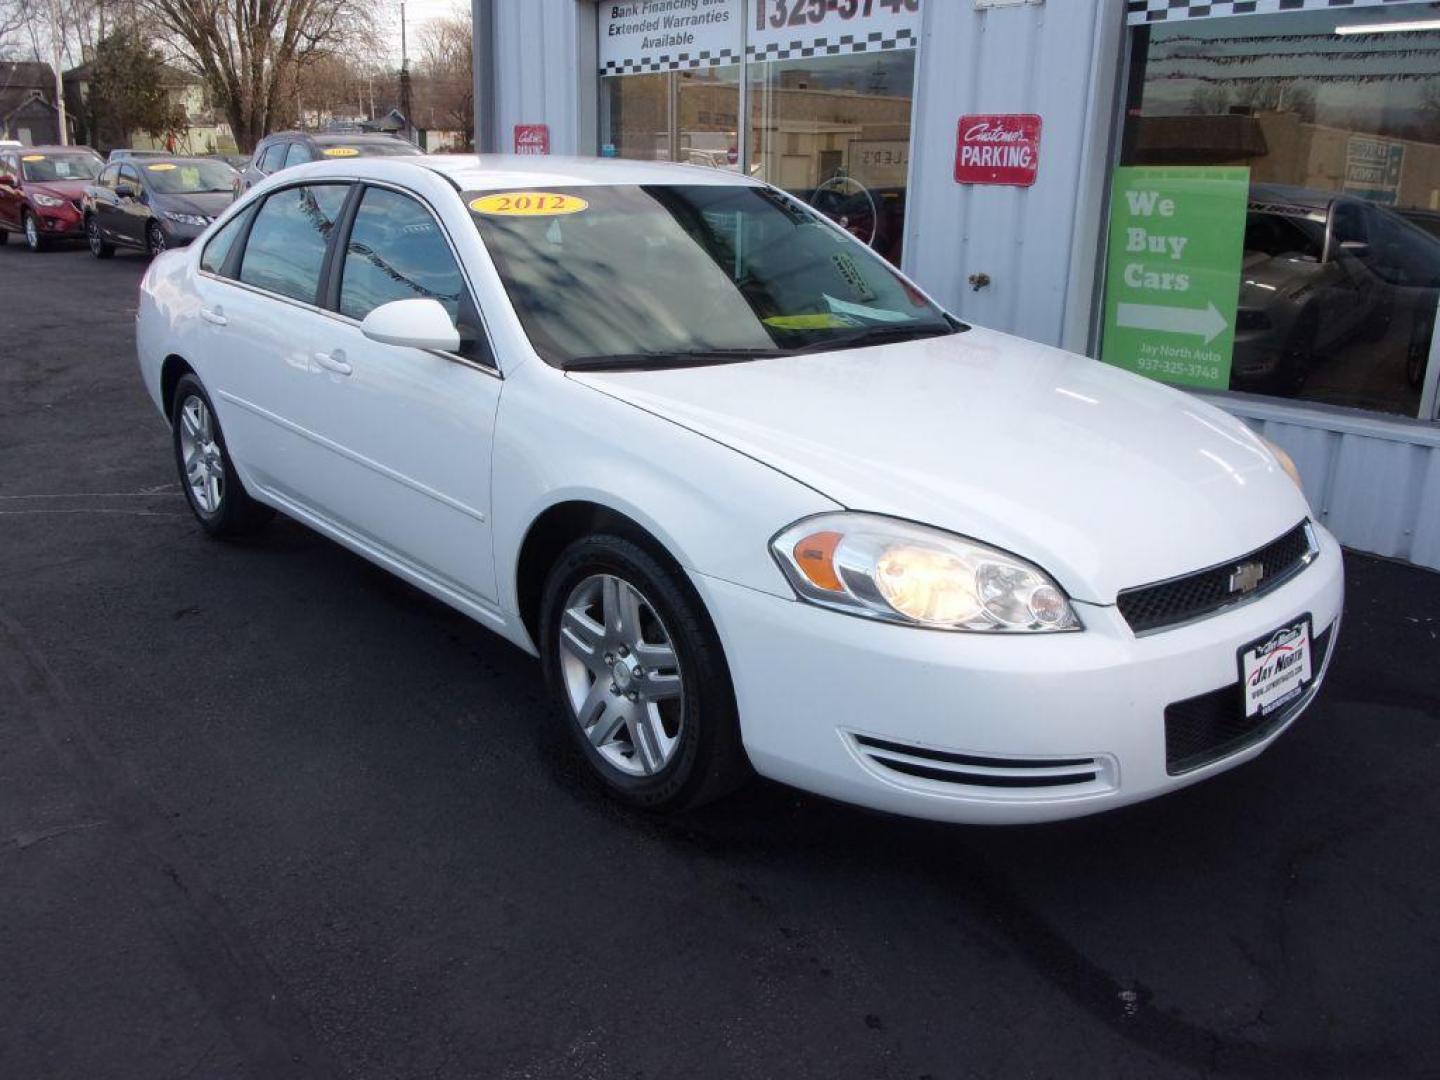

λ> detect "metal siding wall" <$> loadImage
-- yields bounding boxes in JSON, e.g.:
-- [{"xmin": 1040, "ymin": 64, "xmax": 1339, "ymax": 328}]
[
  {"xmin": 906, "ymin": 0, "xmax": 1115, "ymax": 346},
  {"xmin": 1237, "ymin": 413, "xmax": 1440, "ymax": 572},
  {"xmin": 493, "ymin": 0, "xmax": 585, "ymax": 154}
]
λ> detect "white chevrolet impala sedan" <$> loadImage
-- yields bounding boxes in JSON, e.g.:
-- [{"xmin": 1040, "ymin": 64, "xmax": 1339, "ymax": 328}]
[{"xmin": 136, "ymin": 155, "xmax": 1344, "ymax": 824}]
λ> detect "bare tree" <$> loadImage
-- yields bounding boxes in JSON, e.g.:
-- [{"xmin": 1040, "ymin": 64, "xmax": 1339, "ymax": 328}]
[
  {"xmin": 139, "ymin": 0, "xmax": 376, "ymax": 150},
  {"xmin": 0, "ymin": 0, "xmax": 28, "ymax": 57},
  {"xmin": 412, "ymin": 10, "xmax": 470, "ymax": 148}
]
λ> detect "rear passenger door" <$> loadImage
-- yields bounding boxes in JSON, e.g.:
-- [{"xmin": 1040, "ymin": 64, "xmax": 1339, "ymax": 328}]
[
  {"xmin": 191, "ymin": 182, "xmax": 353, "ymax": 506},
  {"xmin": 296, "ymin": 183, "xmax": 502, "ymax": 603}
]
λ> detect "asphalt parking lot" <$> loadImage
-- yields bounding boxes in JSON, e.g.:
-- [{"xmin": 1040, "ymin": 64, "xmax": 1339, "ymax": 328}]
[{"xmin": 2, "ymin": 238, "xmax": 1438, "ymax": 1080}]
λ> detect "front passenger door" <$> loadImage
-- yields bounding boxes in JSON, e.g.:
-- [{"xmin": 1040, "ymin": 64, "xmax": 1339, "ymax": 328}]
[{"xmin": 300, "ymin": 184, "xmax": 502, "ymax": 604}]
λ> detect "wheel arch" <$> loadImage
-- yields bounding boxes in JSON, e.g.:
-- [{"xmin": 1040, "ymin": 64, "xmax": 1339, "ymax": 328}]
[
  {"xmin": 160, "ymin": 354, "xmax": 196, "ymax": 421},
  {"xmin": 513, "ymin": 499, "xmax": 695, "ymax": 652}
]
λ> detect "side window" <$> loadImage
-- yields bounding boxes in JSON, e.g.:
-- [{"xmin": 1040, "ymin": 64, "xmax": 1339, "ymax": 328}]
[
  {"xmin": 200, "ymin": 212, "xmax": 247, "ymax": 276},
  {"xmin": 338, "ymin": 188, "xmax": 466, "ymax": 324},
  {"xmin": 97, "ymin": 165, "xmax": 118, "ymax": 189},
  {"xmin": 118, "ymin": 164, "xmax": 140, "ymax": 192},
  {"xmin": 238, "ymin": 184, "xmax": 349, "ymax": 303},
  {"xmin": 259, "ymin": 142, "xmax": 287, "ymax": 174},
  {"xmin": 284, "ymin": 142, "xmax": 314, "ymax": 168}
]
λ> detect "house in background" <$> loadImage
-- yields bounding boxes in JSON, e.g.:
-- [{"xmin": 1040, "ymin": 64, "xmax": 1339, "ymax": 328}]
[
  {"xmin": 0, "ymin": 62, "xmax": 72, "ymax": 145},
  {"xmin": 62, "ymin": 61, "xmax": 237, "ymax": 155}
]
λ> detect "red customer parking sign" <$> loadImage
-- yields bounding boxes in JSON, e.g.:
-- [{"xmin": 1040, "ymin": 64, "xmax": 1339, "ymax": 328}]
[
  {"xmin": 513, "ymin": 124, "xmax": 550, "ymax": 156},
  {"xmin": 955, "ymin": 114, "xmax": 1042, "ymax": 187}
]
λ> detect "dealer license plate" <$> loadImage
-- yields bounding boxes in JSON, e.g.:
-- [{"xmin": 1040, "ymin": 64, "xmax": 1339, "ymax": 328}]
[{"xmin": 1238, "ymin": 615, "xmax": 1313, "ymax": 719}]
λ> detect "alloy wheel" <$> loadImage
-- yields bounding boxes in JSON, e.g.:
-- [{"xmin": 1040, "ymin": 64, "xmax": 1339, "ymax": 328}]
[
  {"xmin": 557, "ymin": 573, "xmax": 685, "ymax": 777},
  {"xmin": 24, "ymin": 213, "xmax": 38, "ymax": 250},
  {"xmin": 148, "ymin": 224, "xmax": 166, "ymax": 257},
  {"xmin": 178, "ymin": 394, "xmax": 224, "ymax": 514},
  {"xmin": 87, "ymin": 217, "xmax": 102, "ymax": 255}
]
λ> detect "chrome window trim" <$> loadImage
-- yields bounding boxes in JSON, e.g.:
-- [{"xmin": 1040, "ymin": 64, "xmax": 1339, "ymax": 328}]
[{"xmin": 196, "ymin": 175, "xmax": 501, "ymax": 379}]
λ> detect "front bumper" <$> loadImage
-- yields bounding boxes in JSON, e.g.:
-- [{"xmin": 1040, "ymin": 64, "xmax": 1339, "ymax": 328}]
[
  {"xmin": 33, "ymin": 204, "xmax": 83, "ymax": 238},
  {"xmin": 693, "ymin": 524, "xmax": 1344, "ymax": 824},
  {"xmin": 160, "ymin": 218, "xmax": 207, "ymax": 246}
]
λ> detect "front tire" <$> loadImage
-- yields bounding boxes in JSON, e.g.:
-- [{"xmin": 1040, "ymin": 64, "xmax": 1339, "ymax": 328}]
[
  {"xmin": 23, "ymin": 210, "xmax": 45, "ymax": 252},
  {"xmin": 540, "ymin": 534, "xmax": 748, "ymax": 811},
  {"xmin": 171, "ymin": 374, "xmax": 273, "ymax": 538},
  {"xmin": 86, "ymin": 215, "xmax": 114, "ymax": 259}
]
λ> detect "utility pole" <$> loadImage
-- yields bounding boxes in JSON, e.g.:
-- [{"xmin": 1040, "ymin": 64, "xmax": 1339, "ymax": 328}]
[
  {"xmin": 399, "ymin": 0, "xmax": 412, "ymax": 142},
  {"xmin": 49, "ymin": 0, "xmax": 68, "ymax": 144}
]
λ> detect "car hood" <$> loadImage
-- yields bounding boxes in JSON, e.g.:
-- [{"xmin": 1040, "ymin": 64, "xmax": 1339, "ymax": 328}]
[
  {"xmin": 1240, "ymin": 253, "xmax": 1324, "ymax": 301},
  {"xmin": 154, "ymin": 191, "xmax": 232, "ymax": 217},
  {"xmin": 29, "ymin": 180, "xmax": 86, "ymax": 201},
  {"xmin": 569, "ymin": 327, "xmax": 1311, "ymax": 603}
]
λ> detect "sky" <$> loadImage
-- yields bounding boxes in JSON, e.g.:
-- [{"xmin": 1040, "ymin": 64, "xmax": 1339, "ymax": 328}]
[{"xmin": 379, "ymin": 0, "xmax": 466, "ymax": 65}]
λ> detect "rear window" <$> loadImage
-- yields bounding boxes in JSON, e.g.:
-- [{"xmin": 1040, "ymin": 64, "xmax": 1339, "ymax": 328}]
[{"xmin": 238, "ymin": 185, "xmax": 349, "ymax": 303}]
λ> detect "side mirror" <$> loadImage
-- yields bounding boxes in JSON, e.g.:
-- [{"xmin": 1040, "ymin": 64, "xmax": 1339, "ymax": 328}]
[
  {"xmin": 359, "ymin": 298, "xmax": 461, "ymax": 352},
  {"xmin": 115, "ymin": 182, "xmax": 138, "ymax": 199}
]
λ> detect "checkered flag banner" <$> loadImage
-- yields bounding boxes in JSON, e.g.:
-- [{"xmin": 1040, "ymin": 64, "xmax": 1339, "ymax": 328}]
[
  {"xmin": 600, "ymin": 47, "xmax": 742, "ymax": 76},
  {"xmin": 746, "ymin": 27, "xmax": 918, "ymax": 63},
  {"xmin": 1128, "ymin": 0, "xmax": 1432, "ymax": 24}
]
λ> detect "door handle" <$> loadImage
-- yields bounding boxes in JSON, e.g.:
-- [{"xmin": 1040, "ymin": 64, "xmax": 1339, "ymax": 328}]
[
  {"xmin": 199, "ymin": 306, "xmax": 227, "ymax": 326},
  {"xmin": 313, "ymin": 349, "xmax": 352, "ymax": 375}
]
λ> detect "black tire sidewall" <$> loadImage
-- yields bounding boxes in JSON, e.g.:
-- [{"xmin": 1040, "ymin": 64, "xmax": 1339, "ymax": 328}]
[
  {"xmin": 539, "ymin": 534, "xmax": 744, "ymax": 810},
  {"xmin": 147, "ymin": 223, "xmax": 165, "ymax": 258}
]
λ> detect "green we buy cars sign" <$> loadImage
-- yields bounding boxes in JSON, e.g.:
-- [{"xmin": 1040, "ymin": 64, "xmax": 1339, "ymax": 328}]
[{"xmin": 1101, "ymin": 167, "xmax": 1249, "ymax": 390}]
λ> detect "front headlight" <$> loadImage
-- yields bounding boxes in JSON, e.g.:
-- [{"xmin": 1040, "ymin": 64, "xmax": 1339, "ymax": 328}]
[
  {"xmin": 31, "ymin": 193, "xmax": 65, "ymax": 207},
  {"xmin": 162, "ymin": 211, "xmax": 209, "ymax": 227},
  {"xmin": 771, "ymin": 513, "xmax": 1081, "ymax": 632},
  {"xmin": 1261, "ymin": 437, "xmax": 1303, "ymax": 488}
]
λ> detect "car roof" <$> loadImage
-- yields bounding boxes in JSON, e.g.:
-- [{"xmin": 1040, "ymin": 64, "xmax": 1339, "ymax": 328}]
[
  {"xmin": 13, "ymin": 145, "xmax": 101, "ymax": 155},
  {"xmin": 327, "ymin": 153, "xmax": 764, "ymax": 191}
]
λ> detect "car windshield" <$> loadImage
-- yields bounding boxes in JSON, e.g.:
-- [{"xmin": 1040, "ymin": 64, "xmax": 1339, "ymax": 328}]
[
  {"xmin": 468, "ymin": 184, "xmax": 959, "ymax": 369},
  {"xmin": 21, "ymin": 153, "xmax": 101, "ymax": 182},
  {"xmin": 141, "ymin": 160, "xmax": 236, "ymax": 194},
  {"xmin": 316, "ymin": 140, "xmax": 420, "ymax": 158}
]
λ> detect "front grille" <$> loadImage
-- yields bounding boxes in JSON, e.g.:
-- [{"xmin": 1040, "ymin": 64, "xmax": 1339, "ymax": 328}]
[
  {"xmin": 1118, "ymin": 522, "xmax": 1316, "ymax": 635},
  {"xmin": 852, "ymin": 734, "xmax": 1102, "ymax": 789},
  {"xmin": 1164, "ymin": 622, "xmax": 1334, "ymax": 774}
]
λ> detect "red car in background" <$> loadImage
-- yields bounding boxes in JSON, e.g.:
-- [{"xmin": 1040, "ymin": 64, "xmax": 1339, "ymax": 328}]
[{"xmin": 0, "ymin": 145, "xmax": 104, "ymax": 251}]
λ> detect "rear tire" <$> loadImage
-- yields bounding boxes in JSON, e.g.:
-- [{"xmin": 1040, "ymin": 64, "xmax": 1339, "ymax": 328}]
[
  {"xmin": 539, "ymin": 533, "xmax": 749, "ymax": 811},
  {"xmin": 170, "ymin": 374, "xmax": 273, "ymax": 538},
  {"xmin": 86, "ymin": 215, "xmax": 114, "ymax": 259}
]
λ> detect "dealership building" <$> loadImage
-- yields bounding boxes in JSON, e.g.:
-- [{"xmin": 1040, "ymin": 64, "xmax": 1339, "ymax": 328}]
[{"xmin": 469, "ymin": 0, "xmax": 1440, "ymax": 570}]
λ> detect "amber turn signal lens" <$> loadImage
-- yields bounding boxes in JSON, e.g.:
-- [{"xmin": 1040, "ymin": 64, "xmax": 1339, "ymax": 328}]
[{"xmin": 792, "ymin": 531, "xmax": 845, "ymax": 592}]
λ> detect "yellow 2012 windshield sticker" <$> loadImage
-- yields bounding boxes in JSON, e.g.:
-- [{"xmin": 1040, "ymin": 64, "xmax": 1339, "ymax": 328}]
[
  {"xmin": 469, "ymin": 192, "xmax": 588, "ymax": 217},
  {"xmin": 322, "ymin": 147, "xmax": 359, "ymax": 157},
  {"xmin": 146, "ymin": 163, "xmax": 177, "ymax": 171},
  {"xmin": 22, "ymin": 154, "xmax": 44, "ymax": 161}
]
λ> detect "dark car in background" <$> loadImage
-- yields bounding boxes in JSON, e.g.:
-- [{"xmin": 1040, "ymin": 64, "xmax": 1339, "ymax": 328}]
[
  {"xmin": 82, "ymin": 156, "xmax": 237, "ymax": 258},
  {"xmin": 233, "ymin": 131, "xmax": 421, "ymax": 197},
  {"xmin": 1233, "ymin": 185, "xmax": 1440, "ymax": 395},
  {"xmin": 0, "ymin": 145, "xmax": 104, "ymax": 251}
]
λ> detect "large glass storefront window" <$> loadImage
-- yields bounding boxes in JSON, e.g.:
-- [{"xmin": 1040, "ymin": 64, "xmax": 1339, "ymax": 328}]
[
  {"xmin": 749, "ymin": 51, "xmax": 916, "ymax": 265},
  {"xmin": 1107, "ymin": 5, "xmax": 1440, "ymax": 419},
  {"xmin": 600, "ymin": 67, "xmax": 742, "ymax": 168},
  {"xmin": 596, "ymin": 0, "xmax": 919, "ymax": 266}
]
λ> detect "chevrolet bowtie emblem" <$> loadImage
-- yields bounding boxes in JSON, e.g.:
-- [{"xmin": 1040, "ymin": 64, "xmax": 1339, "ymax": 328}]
[{"xmin": 1228, "ymin": 561, "xmax": 1265, "ymax": 595}]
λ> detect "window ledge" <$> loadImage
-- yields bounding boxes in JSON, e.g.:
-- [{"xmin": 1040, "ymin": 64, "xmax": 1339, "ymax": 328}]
[{"xmin": 1197, "ymin": 390, "xmax": 1440, "ymax": 449}]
